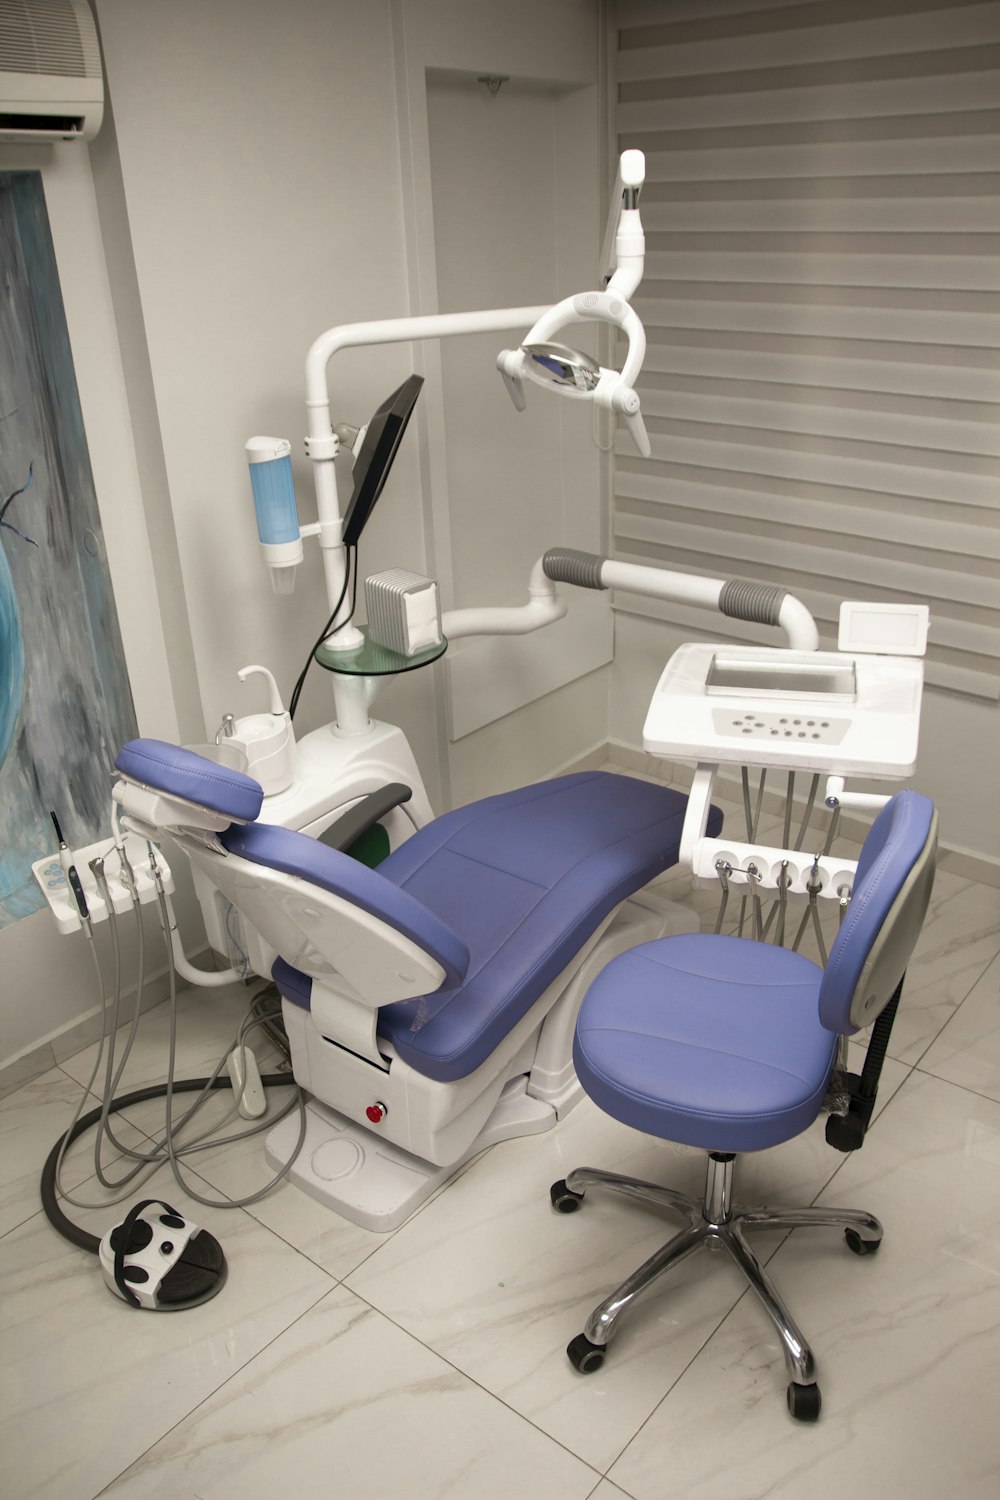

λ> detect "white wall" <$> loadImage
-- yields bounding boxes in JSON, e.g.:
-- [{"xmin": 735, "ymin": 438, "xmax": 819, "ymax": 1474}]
[
  {"xmin": 93, "ymin": 0, "xmax": 430, "ymax": 761},
  {"xmin": 94, "ymin": 0, "xmax": 606, "ymax": 804},
  {"xmin": 422, "ymin": 59, "xmax": 612, "ymax": 801}
]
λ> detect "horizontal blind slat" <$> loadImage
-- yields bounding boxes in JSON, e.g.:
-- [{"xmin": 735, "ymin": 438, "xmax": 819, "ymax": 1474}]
[
  {"xmin": 635, "ymin": 387, "xmax": 1000, "ymax": 455},
  {"xmin": 644, "ymin": 248, "xmax": 1000, "ymax": 290},
  {"xmin": 616, "ymin": 5, "xmax": 1000, "ymax": 81},
  {"xmin": 619, "ymin": 0, "xmax": 999, "ymax": 46},
  {"xmin": 640, "ymin": 196, "xmax": 1000, "ymax": 231},
  {"xmin": 636, "ymin": 136, "xmax": 1000, "ymax": 178},
  {"xmin": 635, "ymin": 340, "xmax": 1000, "ymax": 400},
  {"xmin": 642, "ymin": 173, "xmax": 1000, "ymax": 201},
  {"xmin": 620, "ymin": 430, "xmax": 999, "ymax": 507},
  {"xmin": 618, "ymin": 61, "xmax": 1000, "ymax": 128},
  {"xmin": 638, "ymin": 293, "xmax": 1000, "ymax": 345},
  {"xmin": 616, "ymin": 453, "xmax": 997, "ymax": 532}
]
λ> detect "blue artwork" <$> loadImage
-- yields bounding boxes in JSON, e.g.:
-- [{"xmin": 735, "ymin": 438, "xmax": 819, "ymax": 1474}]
[{"xmin": 0, "ymin": 172, "xmax": 138, "ymax": 927}]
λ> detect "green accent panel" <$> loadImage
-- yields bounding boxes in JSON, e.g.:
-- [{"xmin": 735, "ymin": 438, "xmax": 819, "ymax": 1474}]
[{"xmin": 344, "ymin": 823, "xmax": 391, "ymax": 869}]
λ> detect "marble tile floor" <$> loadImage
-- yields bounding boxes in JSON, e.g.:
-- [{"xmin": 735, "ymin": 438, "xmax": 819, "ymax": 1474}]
[{"xmin": 2, "ymin": 818, "xmax": 999, "ymax": 1498}]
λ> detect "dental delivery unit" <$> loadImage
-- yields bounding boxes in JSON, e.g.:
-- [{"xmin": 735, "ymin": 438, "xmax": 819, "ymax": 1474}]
[{"xmin": 34, "ymin": 146, "xmax": 933, "ymax": 1393}]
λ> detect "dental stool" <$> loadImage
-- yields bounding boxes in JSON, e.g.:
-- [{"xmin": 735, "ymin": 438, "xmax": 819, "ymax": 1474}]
[
  {"xmin": 550, "ymin": 789, "xmax": 937, "ymax": 1420},
  {"xmin": 113, "ymin": 741, "xmax": 721, "ymax": 1230}
]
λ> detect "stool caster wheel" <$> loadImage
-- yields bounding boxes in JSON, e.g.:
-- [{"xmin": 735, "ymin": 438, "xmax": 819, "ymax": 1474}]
[
  {"xmin": 550, "ymin": 1180, "xmax": 584, "ymax": 1213},
  {"xmin": 845, "ymin": 1228, "xmax": 881, "ymax": 1256},
  {"xmin": 786, "ymin": 1382, "xmax": 821, "ymax": 1421},
  {"xmin": 567, "ymin": 1333, "xmax": 605, "ymax": 1374}
]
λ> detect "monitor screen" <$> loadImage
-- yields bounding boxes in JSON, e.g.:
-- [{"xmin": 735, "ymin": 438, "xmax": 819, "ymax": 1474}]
[{"xmin": 342, "ymin": 374, "xmax": 424, "ymax": 548}]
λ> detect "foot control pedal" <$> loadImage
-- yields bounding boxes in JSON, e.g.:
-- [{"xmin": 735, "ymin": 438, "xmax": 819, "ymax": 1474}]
[{"xmin": 99, "ymin": 1199, "xmax": 227, "ymax": 1311}]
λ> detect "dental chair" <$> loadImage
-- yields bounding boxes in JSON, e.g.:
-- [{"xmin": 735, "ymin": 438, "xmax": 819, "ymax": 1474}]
[
  {"xmin": 549, "ymin": 789, "xmax": 937, "ymax": 1420},
  {"xmin": 113, "ymin": 738, "xmax": 722, "ymax": 1230}
]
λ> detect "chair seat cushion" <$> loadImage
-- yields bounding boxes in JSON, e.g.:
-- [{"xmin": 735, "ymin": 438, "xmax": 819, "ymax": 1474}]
[
  {"xmin": 274, "ymin": 772, "xmax": 719, "ymax": 1084},
  {"xmin": 573, "ymin": 934, "xmax": 836, "ymax": 1153}
]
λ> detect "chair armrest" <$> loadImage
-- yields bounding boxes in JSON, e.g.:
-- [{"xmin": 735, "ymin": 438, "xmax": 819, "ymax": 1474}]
[{"xmin": 321, "ymin": 783, "xmax": 412, "ymax": 853}]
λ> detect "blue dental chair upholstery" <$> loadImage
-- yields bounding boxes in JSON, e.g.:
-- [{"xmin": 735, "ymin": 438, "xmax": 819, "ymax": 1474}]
[
  {"xmin": 242, "ymin": 770, "xmax": 723, "ymax": 1082},
  {"xmin": 551, "ymin": 790, "xmax": 937, "ymax": 1421}
]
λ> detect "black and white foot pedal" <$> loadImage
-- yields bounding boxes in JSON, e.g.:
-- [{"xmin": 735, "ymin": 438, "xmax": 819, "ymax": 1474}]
[{"xmin": 98, "ymin": 1199, "xmax": 227, "ymax": 1311}]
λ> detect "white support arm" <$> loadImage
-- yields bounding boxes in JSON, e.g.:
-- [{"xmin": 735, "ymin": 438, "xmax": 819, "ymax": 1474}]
[
  {"xmin": 778, "ymin": 595, "xmax": 822, "ymax": 653},
  {"xmin": 681, "ymin": 767, "xmax": 859, "ymax": 901},
  {"xmin": 595, "ymin": 558, "xmax": 819, "ymax": 651},
  {"xmin": 305, "ymin": 306, "xmax": 550, "ymax": 443},
  {"xmin": 441, "ymin": 556, "xmax": 567, "ymax": 642},
  {"xmin": 600, "ymin": 148, "xmax": 646, "ymax": 299},
  {"xmin": 824, "ymin": 777, "xmax": 892, "ymax": 813}
]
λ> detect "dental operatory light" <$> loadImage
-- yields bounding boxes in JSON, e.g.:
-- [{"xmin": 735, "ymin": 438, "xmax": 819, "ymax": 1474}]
[
  {"xmin": 520, "ymin": 342, "xmax": 602, "ymax": 391},
  {"xmin": 496, "ymin": 148, "xmax": 651, "ymax": 456}
]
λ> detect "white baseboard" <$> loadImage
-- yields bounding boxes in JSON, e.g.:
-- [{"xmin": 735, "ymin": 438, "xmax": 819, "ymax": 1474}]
[{"xmin": 0, "ymin": 949, "xmax": 218, "ymax": 1099}]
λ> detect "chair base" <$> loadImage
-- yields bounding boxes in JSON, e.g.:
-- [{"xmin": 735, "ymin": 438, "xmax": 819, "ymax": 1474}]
[
  {"xmin": 267, "ymin": 1075, "xmax": 558, "ymax": 1232},
  {"xmin": 555, "ymin": 1153, "xmax": 882, "ymax": 1419}
]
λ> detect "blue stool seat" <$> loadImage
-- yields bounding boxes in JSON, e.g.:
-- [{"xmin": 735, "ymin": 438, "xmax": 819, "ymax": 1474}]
[
  {"xmin": 573, "ymin": 934, "xmax": 835, "ymax": 1154},
  {"xmin": 274, "ymin": 771, "xmax": 722, "ymax": 1083}
]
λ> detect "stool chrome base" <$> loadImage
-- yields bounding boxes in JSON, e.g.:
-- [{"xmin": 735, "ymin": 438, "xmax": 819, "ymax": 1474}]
[{"xmin": 555, "ymin": 1152, "xmax": 882, "ymax": 1420}]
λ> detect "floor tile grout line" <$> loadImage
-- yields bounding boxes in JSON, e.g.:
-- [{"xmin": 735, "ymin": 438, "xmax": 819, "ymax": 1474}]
[
  {"xmin": 586, "ymin": 1476, "xmax": 638, "ymax": 1500},
  {"xmin": 911, "ymin": 1062, "xmax": 1000, "ymax": 1109},
  {"xmin": 0, "ymin": 1071, "xmax": 169, "ymax": 1246},
  {"xmin": 334, "ymin": 1284, "xmax": 607, "ymax": 1483},
  {"xmin": 94, "ymin": 1276, "xmax": 606, "ymax": 1498},
  {"xmin": 91, "ymin": 1278, "xmax": 340, "ymax": 1500},
  {"xmin": 601, "ymin": 1268, "xmax": 765, "ymax": 1479},
  {"xmin": 904, "ymin": 950, "xmax": 1000, "ymax": 1075}
]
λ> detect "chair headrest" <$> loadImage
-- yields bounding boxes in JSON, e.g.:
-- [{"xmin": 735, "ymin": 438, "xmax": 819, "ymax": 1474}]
[{"xmin": 115, "ymin": 739, "xmax": 264, "ymax": 825}]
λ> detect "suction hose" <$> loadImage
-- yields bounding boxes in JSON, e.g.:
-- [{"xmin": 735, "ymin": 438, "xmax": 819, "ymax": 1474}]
[{"xmin": 40, "ymin": 1073, "xmax": 291, "ymax": 1254}]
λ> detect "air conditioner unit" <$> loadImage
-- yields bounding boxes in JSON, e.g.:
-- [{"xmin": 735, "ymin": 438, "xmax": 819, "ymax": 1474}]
[{"xmin": 0, "ymin": 0, "xmax": 104, "ymax": 142}]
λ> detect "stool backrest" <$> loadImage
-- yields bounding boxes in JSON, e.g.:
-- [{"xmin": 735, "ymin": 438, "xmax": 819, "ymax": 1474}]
[{"xmin": 819, "ymin": 791, "xmax": 938, "ymax": 1035}]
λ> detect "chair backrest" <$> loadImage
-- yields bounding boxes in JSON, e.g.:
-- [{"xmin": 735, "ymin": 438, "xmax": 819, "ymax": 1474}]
[
  {"xmin": 178, "ymin": 821, "xmax": 470, "ymax": 1005},
  {"xmin": 819, "ymin": 790, "xmax": 937, "ymax": 1036}
]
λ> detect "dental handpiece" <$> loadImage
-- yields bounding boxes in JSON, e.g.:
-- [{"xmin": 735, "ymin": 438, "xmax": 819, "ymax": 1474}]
[
  {"xmin": 51, "ymin": 810, "xmax": 90, "ymax": 924},
  {"xmin": 88, "ymin": 855, "xmax": 114, "ymax": 914}
]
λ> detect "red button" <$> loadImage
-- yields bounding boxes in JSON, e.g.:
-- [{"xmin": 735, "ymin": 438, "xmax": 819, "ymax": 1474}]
[{"xmin": 365, "ymin": 1104, "xmax": 386, "ymax": 1124}]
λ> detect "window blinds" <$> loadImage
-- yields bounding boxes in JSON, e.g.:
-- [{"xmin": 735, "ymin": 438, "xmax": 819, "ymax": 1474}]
[{"xmin": 613, "ymin": 0, "xmax": 1000, "ymax": 698}]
